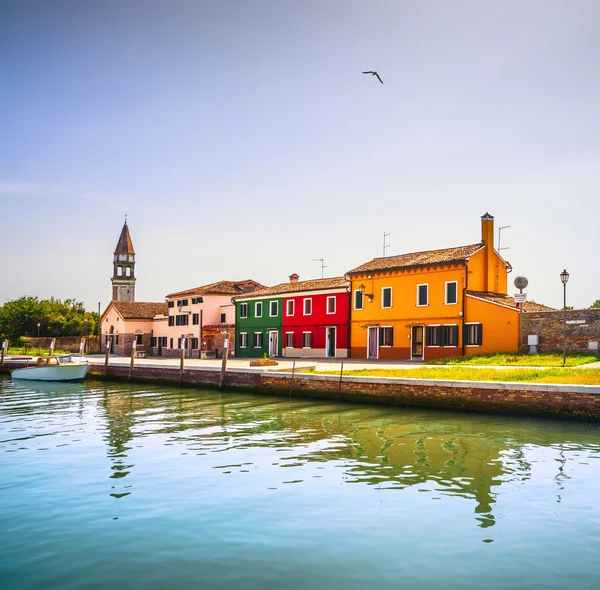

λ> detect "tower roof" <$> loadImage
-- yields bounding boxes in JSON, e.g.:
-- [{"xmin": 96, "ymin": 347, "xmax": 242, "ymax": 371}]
[{"xmin": 114, "ymin": 222, "xmax": 135, "ymax": 254}]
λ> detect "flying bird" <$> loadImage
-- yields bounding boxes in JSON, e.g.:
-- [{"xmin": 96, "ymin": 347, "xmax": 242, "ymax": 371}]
[{"xmin": 363, "ymin": 71, "xmax": 383, "ymax": 84}]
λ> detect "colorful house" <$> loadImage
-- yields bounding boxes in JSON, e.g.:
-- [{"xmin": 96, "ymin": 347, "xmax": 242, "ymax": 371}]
[
  {"xmin": 234, "ymin": 275, "xmax": 350, "ymax": 359},
  {"xmin": 346, "ymin": 213, "xmax": 551, "ymax": 360}
]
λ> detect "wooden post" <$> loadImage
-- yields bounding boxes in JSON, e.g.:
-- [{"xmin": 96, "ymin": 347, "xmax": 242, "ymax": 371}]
[
  {"xmin": 218, "ymin": 334, "xmax": 229, "ymax": 390},
  {"xmin": 337, "ymin": 360, "xmax": 344, "ymax": 400},
  {"xmin": 0, "ymin": 340, "xmax": 7, "ymax": 373},
  {"xmin": 79, "ymin": 337, "xmax": 86, "ymax": 356},
  {"xmin": 179, "ymin": 337, "xmax": 186, "ymax": 384},
  {"xmin": 49, "ymin": 338, "xmax": 56, "ymax": 357},
  {"xmin": 289, "ymin": 359, "xmax": 296, "ymax": 397},
  {"xmin": 104, "ymin": 336, "xmax": 111, "ymax": 379},
  {"xmin": 129, "ymin": 340, "xmax": 136, "ymax": 380}
]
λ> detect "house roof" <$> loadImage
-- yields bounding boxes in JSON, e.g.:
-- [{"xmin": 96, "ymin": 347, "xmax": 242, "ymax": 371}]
[
  {"xmin": 114, "ymin": 222, "xmax": 135, "ymax": 254},
  {"xmin": 347, "ymin": 243, "xmax": 485, "ymax": 274},
  {"xmin": 166, "ymin": 279, "xmax": 265, "ymax": 299},
  {"xmin": 233, "ymin": 276, "xmax": 349, "ymax": 300},
  {"xmin": 466, "ymin": 291, "xmax": 556, "ymax": 312},
  {"xmin": 105, "ymin": 301, "xmax": 168, "ymax": 320}
]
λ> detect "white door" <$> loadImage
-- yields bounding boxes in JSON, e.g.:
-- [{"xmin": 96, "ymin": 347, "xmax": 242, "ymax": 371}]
[
  {"xmin": 367, "ymin": 327, "xmax": 378, "ymax": 359},
  {"xmin": 269, "ymin": 331, "xmax": 278, "ymax": 357}
]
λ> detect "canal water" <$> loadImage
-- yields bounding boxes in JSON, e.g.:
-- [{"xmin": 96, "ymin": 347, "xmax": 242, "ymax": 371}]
[{"xmin": 1, "ymin": 378, "xmax": 600, "ymax": 590}]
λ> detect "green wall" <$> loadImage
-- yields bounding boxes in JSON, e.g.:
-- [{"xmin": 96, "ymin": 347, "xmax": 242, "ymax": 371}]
[{"xmin": 234, "ymin": 297, "xmax": 283, "ymax": 358}]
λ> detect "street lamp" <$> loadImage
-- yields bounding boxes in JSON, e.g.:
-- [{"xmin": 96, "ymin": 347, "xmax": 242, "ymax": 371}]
[
  {"xmin": 560, "ymin": 269, "xmax": 570, "ymax": 366},
  {"xmin": 37, "ymin": 322, "xmax": 41, "ymax": 338}
]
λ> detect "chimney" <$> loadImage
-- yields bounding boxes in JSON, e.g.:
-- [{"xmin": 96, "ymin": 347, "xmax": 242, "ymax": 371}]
[
  {"xmin": 481, "ymin": 212, "xmax": 495, "ymax": 292},
  {"xmin": 289, "ymin": 273, "xmax": 299, "ymax": 284}
]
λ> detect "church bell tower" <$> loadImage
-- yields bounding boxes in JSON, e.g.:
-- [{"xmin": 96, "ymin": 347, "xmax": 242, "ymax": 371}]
[{"xmin": 111, "ymin": 220, "xmax": 136, "ymax": 301}]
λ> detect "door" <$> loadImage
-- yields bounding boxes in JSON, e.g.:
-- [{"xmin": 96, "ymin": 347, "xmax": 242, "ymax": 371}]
[
  {"xmin": 269, "ymin": 331, "xmax": 279, "ymax": 357},
  {"xmin": 411, "ymin": 325, "xmax": 424, "ymax": 360},
  {"xmin": 108, "ymin": 327, "xmax": 115, "ymax": 354},
  {"xmin": 157, "ymin": 338, "xmax": 163, "ymax": 357},
  {"xmin": 367, "ymin": 327, "xmax": 378, "ymax": 359},
  {"xmin": 326, "ymin": 327, "xmax": 336, "ymax": 358}
]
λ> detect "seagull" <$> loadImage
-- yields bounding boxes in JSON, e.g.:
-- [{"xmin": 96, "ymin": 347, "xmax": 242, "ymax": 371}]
[{"xmin": 363, "ymin": 71, "xmax": 383, "ymax": 84}]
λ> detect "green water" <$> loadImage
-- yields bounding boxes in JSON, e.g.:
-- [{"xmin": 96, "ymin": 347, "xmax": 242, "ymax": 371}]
[{"xmin": 1, "ymin": 377, "xmax": 600, "ymax": 589}]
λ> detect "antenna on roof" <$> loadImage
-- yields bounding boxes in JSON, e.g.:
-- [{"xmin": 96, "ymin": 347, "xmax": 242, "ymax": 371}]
[
  {"xmin": 312, "ymin": 258, "xmax": 327, "ymax": 279},
  {"xmin": 382, "ymin": 231, "xmax": 391, "ymax": 257},
  {"xmin": 498, "ymin": 225, "xmax": 510, "ymax": 252}
]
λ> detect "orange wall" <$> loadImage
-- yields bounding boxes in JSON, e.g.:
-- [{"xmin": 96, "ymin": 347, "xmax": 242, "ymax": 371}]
[{"xmin": 464, "ymin": 295, "xmax": 518, "ymax": 354}]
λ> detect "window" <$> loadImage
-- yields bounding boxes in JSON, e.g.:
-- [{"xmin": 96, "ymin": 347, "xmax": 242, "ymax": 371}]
[
  {"xmin": 192, "ymin": 313, "xmax": 199, "ymax": 325},
  {"xmin": 286, "ymin": 332, "xmax": 294, "ymax": 348},
  {"xmin": 168, "ymin": 301, "xmax": 174, "ymax": 308},
  {"xmin": 303, "ymin": 298, "xmax": 312, "ymax": 315},
  {"xmin": 220, "ymin": 313, "xmax": 226, "ymax": 323},
  {"xmin": 465, "ymin": 323, "xmax": 483, "ymax": 346},
  {"xmin": 286, "ymin": 300, "xmax": 295, "ymax": 316},
  {"xmin": 255, "ymin": 302, "xmax": 263, "ymax": 318},
  {"xmin": 191, "ymin": 296, "xmax": 203, "ymax": 305},
  {"xmin": 417, "ymin": 284, "xmax": 428, "ymax": 306},
  {"xmin": 382, "ymin": 287, "xmax": 392, "ymax": 308},
  {"xmin": 169, "ymin": 338, "xmax": 173, "ymax": 349},
  {"xmin": 135, "ymin": 333, "xmax": 143, "ymax": 345},
  {"xmin": 117, "ymin": 266, "xmax": 123, "ymax": 276},
  {"xmin": 240, "ymin": 303, "xmax": 248, "ymax": 318},
  {"xmin": 243, "ymin": 286, "xmax": 255, "ymax": 292},
  {"xmin": 239, "ymin": 333, "xmax": 248, "ymax": 348},
  {"xmin": 426, "ymin": 325, "xmax": 459, "ymax": 347},
  {"xmin": 175, "ymin": 314, "xmax": 189, "ymax": 326},
  {"xmin": 190, "ymin": 338, "xmax": 199, "ymax": 350},
  {"xmin": 253, "ymin": 332, "xmax": 263, "ymax": 348},
  {"xmin": 125, "ymin": 267, "xmax": 131, "ymax": 277},
  {"xmin": 354, "ymin": 290, "xmax": 364, "ymax": 310},
  {"xmin": 118, "ymin": 254, "xmax": 127, "ymax": 262},
  {"xmin": 302, "ymin": 332, "xmax": 312, "ymax": 348},
  {"xmin": 168, "ymin": 316, "xmax": 174, "ymax": 326},
  {"xmin": 327, "ymin": 296, "xmax": 336, "ymax": 314},
  {"xmin": 445, "ymin": 281, "xmax": 458, "ymax": 305},
  {"xmin": 270, "ymin": 301, "xmax": 278, "ymax": 317},
  {"xmin": 159, "ymin": 337, "xmax": 167, "ymax": 347},
  {"xmin": 151, "ymin": 337, "xmax": 157, "ymax": 347},
  {"xmin": 379, "ymin": 327, "xmax": 394, "ymax": 347}
]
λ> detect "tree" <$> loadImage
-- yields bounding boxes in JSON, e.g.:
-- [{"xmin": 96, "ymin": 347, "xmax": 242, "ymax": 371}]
[
  {"xmin": 0, "ymin": 296, "xmax": 98, "ymax": 340},
  {"xmin": 590, "ymin": 299, "xmax": 600, "ymax": 309}
]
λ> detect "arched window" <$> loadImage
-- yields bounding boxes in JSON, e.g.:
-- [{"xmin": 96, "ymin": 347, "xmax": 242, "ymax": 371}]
[
  {"xmin": 125, "ymin": 267, "xmax": 131, "ymax": 277},
  {"xmin": 117, "ymin": 266, "xmax": 123, "ymax": 276}
]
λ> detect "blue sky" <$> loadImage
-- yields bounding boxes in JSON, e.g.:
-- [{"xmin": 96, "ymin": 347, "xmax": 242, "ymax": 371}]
[{"xmin": 1, "ymin": 0, "xmax": 598, "ymax": 311}]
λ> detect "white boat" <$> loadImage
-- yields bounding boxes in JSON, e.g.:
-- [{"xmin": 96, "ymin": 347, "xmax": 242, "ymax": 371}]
[{"xmin": 11, "ymin": 355, "xmax": 90, "ymax": 381}]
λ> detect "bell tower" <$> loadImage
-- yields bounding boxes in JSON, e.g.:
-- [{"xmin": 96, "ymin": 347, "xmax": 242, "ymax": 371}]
[{"xmin": 111, "ymin": 220, "xmax": 136, "ymax": 301}]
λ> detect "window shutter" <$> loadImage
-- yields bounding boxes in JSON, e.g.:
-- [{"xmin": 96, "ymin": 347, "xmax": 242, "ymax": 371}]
[
  {"xmin": 389, "ymin": 328, "xmax": 394, "ymax": 347},
  {"xmin": 453, "ymin": 325, "xmax": 458, "ymax": 346},
  {"xmin": 440, "ymin": 326, "xmax": 447, "ymax": 347},
  {"xmin": 379, "ymin": 329, "xmax": 384, "ymax": 346},
  {"xmin": 463, "ymin": 324, "xmax": 468, "ymax": 346},
  {"xmin": 426, "ymin": 326, "xmax": 431, "ymax": 345},
  {"xmin": 477, "ymin": 324, "xmax": 483, "ymax": 345}
]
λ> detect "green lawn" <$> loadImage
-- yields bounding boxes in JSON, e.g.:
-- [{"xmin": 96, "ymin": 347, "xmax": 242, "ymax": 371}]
[
  {"xmin": 319, "ymin": 367, "xmax": 600, "ymax": 385},
  {"xmin": 428, "ymin": 352, "xmax": 597, "ymax": 367},
  {"xmin": 6, "ymin": 346, "xmax": 73, "ymax": 357}
]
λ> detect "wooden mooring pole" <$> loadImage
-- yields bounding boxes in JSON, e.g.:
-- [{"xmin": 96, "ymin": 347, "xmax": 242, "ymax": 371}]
[
  {"xmin": 79, "ymin": 337, "xmax": 86, "ymax": 356},
  {"xmin": 218, "ymin": 335, "xmax": 229, "ymax": 390},
  {"xmin": 129, "ymin": 340, "xmax": 136, "ymax": 381},
  {"xmin": 104, "ymin": 336, "xmax": 110, "ymax": 379},
  {"xmin": 179, "ymin": 337, "xmax": 186, "ymax": 385},
  {"xmin": 49, "ymin": 338, "xmax": 56, "ymax": 357},
  {"xmin": 337, "ymin": 360, "xmax": 344, "ymax": 401},
  {"xmin": 289, "ymin": 359, "xmax": 296, "ymax": 397},
  {"xmin": 0, "ymin": 339, "xmax": 7, "ymax": 373}
]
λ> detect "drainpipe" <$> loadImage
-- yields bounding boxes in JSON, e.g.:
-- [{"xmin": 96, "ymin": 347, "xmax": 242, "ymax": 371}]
[
  {"xmin": 344, "ymin": 273, "xmax": 352, "ymax": 359},
  {"xmin": 462, "ymin": 262, "xmax": 468, "ymax": 357},
  {"xmin": 200, "ymin": 309, "xmax": 203, "ymax": 358}
]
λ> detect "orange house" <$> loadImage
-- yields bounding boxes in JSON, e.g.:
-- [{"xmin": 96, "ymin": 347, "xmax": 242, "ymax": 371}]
[{"xmin": 347, "ymin": 213, "xmax": 552, "ymax": 360}]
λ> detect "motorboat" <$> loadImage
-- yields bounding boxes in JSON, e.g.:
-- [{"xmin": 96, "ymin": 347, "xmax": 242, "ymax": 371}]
[{"xmin": 11, "ymin": 355, "xmax": 90, "ymax": 381}]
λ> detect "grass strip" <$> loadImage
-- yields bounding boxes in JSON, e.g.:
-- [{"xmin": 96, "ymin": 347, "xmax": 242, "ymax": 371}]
[{"xmin": 428, "ymin": 352, "xmax": 597, "ymax": 367}]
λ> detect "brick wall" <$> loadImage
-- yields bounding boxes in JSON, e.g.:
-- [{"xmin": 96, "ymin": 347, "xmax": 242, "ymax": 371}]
[
  {"xmin": 522, "ymin": 309, "xmax": 600, "ymax": 353},
  {"xmin": 22, "ymin": 336, "xmax": 100, "ymax": 353}
]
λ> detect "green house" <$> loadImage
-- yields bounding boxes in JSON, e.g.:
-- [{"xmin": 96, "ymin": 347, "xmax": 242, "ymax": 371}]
[{"xmin": 234, "ymin": 295, "xmax": 283, "ymax": 358}]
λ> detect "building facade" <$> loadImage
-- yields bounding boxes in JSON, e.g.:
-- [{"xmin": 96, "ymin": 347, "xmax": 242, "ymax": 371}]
[{"xmin": 111, "ymin": 221, "xmax": 136, "ymax": 302}]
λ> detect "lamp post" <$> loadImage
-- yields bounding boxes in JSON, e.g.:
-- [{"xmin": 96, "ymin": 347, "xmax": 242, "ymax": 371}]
[
  {"xmin": 513, "ymin": 276, "xmax": 528, "ymax": 353},
  {"xmin": 560, "ymin": 269, "xmax": 570, "ymax": 366},
  {"xmin": 37, "ymin": 322, "xmax": 41, "ymax": 338}
]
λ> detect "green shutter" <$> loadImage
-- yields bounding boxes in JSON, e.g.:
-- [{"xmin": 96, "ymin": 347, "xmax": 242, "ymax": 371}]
[
  {"xmin": 463, "ymin": 324, "xmax": 468, "ymax": 346},
  {"xmin": 453, "ymin": 325, "xmax": 458, "ymax": 346},
  {"xmin": 389, "ymin": 328, "xmax": 394, "ymax": 347},
  {"xmin": 439, "ymin": 326, "xmax": 447, "ymax": 347},
  {"xmin": 426, "ymin": 326, "xmax": 432, "ymax": 346},
  {"xmin": 477, "ymin": 324, "xmax": 483, "ymax": 345}
]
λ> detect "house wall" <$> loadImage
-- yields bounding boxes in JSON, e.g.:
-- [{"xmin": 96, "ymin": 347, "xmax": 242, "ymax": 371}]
[
  {"xmin": 234, "ymin": 297, "xmax": 283, "ymax": 358},
  {"xmin": 464, "ymin": 296, "xmax": 518, "ymax": 355}
]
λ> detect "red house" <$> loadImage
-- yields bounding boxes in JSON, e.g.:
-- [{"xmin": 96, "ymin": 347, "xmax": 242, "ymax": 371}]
[{"xmin": 281, "ymin": 274, "xmax": 350, "ymax": 358}]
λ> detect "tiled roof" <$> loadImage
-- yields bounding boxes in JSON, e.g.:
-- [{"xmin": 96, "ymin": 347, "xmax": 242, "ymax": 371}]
[
  {"xmin": 111, "ymin": 301, "xmax": 168, "ymax": 319},
  {"xmin": 467, "ymin": 291, "xmax": 556, "ymax": 312},
  {"xmin": 233, "ymin": 277, "xmax": 349, "ymax": 299},
  {"xmin": 347, "ymin": 243, "xmax": 485, "ymax": 274},
  {"xmin": 114, "ymin": 223, "xmax": 135, "ymax": 254},
  {"xmin": 166, "ymin": 280, "xmax": 265, "ymax": 299}
]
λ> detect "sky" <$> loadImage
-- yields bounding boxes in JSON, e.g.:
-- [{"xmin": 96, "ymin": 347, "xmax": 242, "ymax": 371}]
[{"xmin": 1, "ymin": 0, "xmax": 599, "ymax": 312}]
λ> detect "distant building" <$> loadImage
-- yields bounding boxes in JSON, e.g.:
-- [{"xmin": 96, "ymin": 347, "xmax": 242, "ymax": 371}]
[{"xmin": 111, "ymin": 221, "xmax": 136, "ymax": 302}]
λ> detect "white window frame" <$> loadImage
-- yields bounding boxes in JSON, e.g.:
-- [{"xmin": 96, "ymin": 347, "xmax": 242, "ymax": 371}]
[
  {"xmin": 326, "ymin": 296, "xmax": 336, "ymax": 314},
  {"xmin": 381, "ymin": 287, "xmax": 392, "ymax": 309},
  {"xmin": 302, "ymin": 331, "xmax": 312, "ymax": 348},
  {"xmin": 427, "ymin": 324, "xmax": 441, "ymax": 348},
  {"xmin": 416, "ymin": 284, "xmax": 428, "ymax": 307},
  {"xmin": 354, "ymin": 290, "xmax": 364, "ymax": 310},
  {"xmin": 269, "ymin": 300, "xmax": 278, "ymax": 317},
  {"xmin": 286, "ymin": 299, "xmax": 295, "ymax": 316},
  {"xmin": 285, "ymin": 332, "xmax": 294, "ymax": 348},
  {"xmin": 240, "ymin": 332, "xmax": 248, "ymax": 348},
  {"xmin": 303, "ymin": 298, "xmax": 312, "ymax": 315},
  {"xmin": 240, "ymin": 303, "xmax": 248, "ymax": 318},
  {"xmin": 253, "ymin": 332, "xmax": 263, "ymax": 348},
  {"xmin": 255, "ymin": 301, "xmax": 263, "ymax": 318},
  {"xmin": 380, "ymin": 326, "xmax": 393, "ymax": 347},
  {"xmin": 445, "ymin": 281, "xmax": 458, "ymax": 305},
  {"xmin": 465, "ymin": 322, "xmax": 482, "ymax": 347},
  {"xmin": 444, "ymin": 324, "xmax": 458, "ymax": 348}
]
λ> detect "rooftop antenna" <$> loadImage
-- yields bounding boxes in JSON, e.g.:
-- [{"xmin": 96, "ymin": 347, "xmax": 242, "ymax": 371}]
[
  {"xmin": 498, "ymin": 225, "xmax": 510, "ymax": 252},
  {"xmin": 382, "ymin": 231, "xmax": 391, "ymax": 257},
  {"xmin": 312, "ymin": 258, "xmax": 327, "ymax": 279}
]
